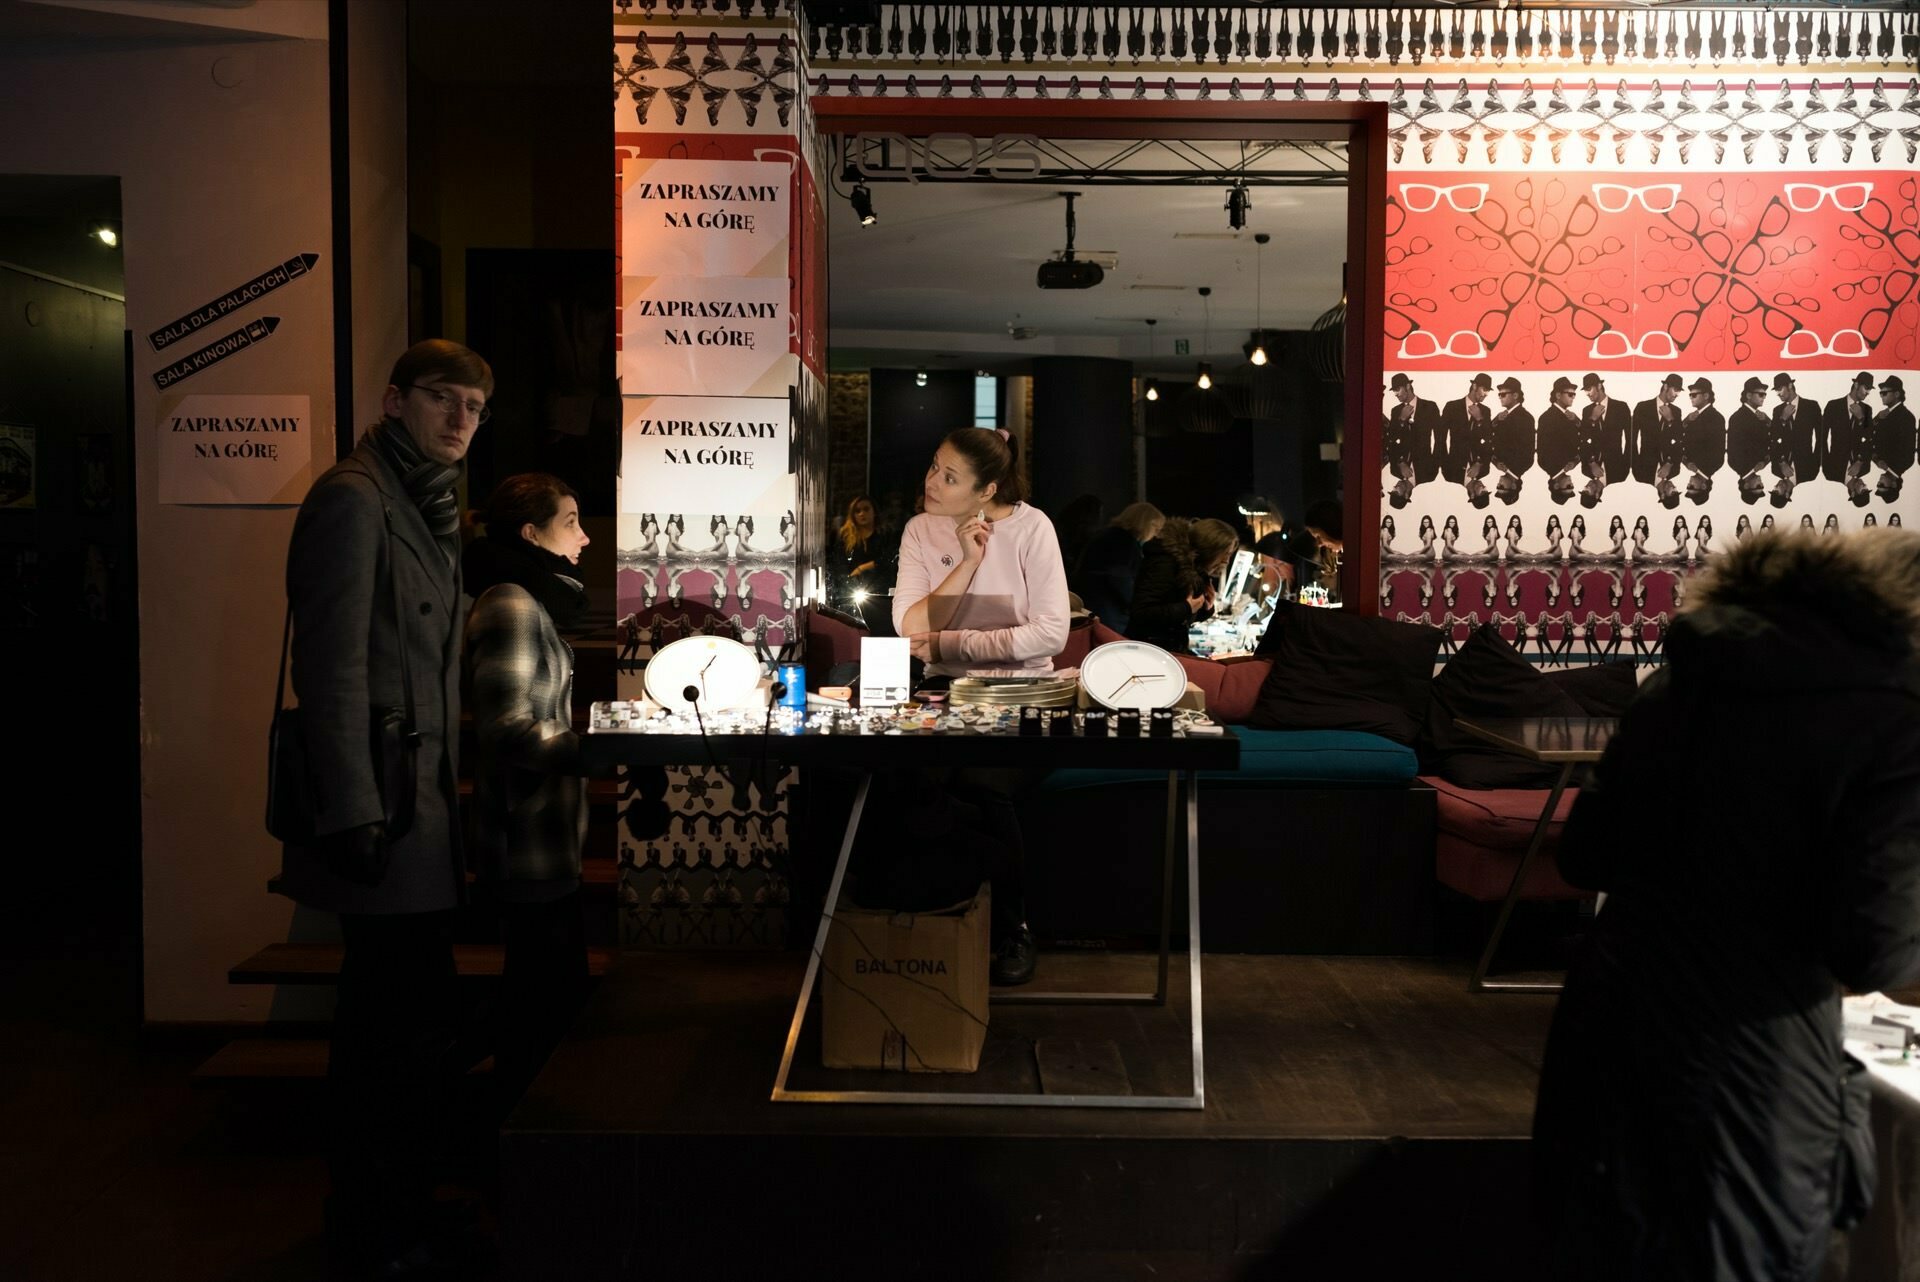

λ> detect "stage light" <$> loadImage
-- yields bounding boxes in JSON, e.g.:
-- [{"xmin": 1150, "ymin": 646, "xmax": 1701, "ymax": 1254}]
[
  {"xmin": 850, "ymin": 183, "xmax": 876, "ymax": 226},
  {"xmin": 1225, "ymin": 182, "xmax": 1250, "ymax": 231}
]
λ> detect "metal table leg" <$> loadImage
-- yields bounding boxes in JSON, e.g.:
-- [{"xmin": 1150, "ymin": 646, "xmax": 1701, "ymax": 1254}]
[
  {"xmin": 1470, "ymin": 761, "xmax": 1573, "ymax": 994},
  {"xmin": 772, "ymin": 769, "xmax": 1205, "ymax": 1109}
]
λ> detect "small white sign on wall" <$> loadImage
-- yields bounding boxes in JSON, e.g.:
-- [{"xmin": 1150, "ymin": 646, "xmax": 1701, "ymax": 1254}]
[
  {"xmin": 620, "ymin": 394, "xmax": 792, "ymax": 515},
  {"xmin": 158, "ymin": 394, "xmax": 311, "ymax": 505},
  {"xmin": 620, "ymin": 275, "xmax": 791, "ymax": 397}
]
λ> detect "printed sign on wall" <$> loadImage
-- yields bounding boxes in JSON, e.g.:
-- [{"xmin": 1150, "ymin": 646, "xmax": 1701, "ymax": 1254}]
[
  {"xmin": 158, "ymin": 394, "xmax": 311, "ymax": 505},
  {"xmin": 148, "ymin": 253, "xmax": 318, "ymax": 352},
  {"xmin": 621, "ymin": 394, "xmax": 791, "ymax": 515},
  {"xmin": 621, "ymin": 157, "xmax": 790, "ymax": 279},
  {"xmin": 619, "ymin": 276, "xmax": 791, "ymax": 396}
]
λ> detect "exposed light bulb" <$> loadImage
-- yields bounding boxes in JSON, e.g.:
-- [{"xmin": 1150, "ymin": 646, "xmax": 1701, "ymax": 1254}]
[
  {"xmin": 93, "ymin": 227, "xmax": 117, "ymax": 247},
  {"xmin": 915, "ymin": 368, "xmax": 928, "ymax": 387},
  {"xmin": 1250, "ymin": 344, "xmax": 1269, "ymax": 367},
  {"xmin": 1145, "ymin": 380, "xmax": 1160, "ymax": 402},
  {"xmin": 1197, "ymin": 363, "xmax": 1213, "ymax": 391}
]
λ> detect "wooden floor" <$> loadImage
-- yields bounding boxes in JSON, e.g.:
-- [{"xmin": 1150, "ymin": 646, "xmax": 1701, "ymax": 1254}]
[{"xmin": 502, "ymin": 950, "xmax": 1559, "ymax": 1281}]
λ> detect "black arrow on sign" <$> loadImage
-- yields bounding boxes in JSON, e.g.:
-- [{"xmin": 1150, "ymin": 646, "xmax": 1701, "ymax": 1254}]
[
  {"xmin": 148, "ymin": 253, "xmax": 318, "ymax": 352},
  {"xmin": 153, "ymin": 316, "xmax": 280, "ymax": 389}
]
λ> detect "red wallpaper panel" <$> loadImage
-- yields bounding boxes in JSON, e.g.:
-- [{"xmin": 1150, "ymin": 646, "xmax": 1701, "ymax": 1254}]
[{"xmin": 1386, "ymin": 171, "xmax": 1920, "ymax": 372}]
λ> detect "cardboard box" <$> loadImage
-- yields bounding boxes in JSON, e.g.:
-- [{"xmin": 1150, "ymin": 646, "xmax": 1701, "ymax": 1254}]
[{"xmin": 821, "ymin": 885, "xmax": 990, "ymax": 1072}]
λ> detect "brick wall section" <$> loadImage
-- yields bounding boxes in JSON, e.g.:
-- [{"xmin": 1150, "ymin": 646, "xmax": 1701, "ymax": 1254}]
[{"xmin": 826, "ymin": 370, "xmax": 868, "ymax": 528}]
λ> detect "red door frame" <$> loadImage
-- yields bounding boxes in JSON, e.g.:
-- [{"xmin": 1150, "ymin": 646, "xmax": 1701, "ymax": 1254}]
[{"xmin": 810, "ymin": 98, "xmax": 1389, "ymax": 614}]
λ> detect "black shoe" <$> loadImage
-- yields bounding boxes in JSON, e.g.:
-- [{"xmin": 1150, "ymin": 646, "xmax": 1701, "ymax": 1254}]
[{"xmin": 991, "ymin": 926, "xmax": 1037, "ymax": 987}]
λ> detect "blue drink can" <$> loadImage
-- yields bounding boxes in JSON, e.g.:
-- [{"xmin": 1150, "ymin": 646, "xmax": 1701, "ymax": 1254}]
[{"xmin": 777, "ymin": 663, "xmax": 807, "ymax": 712}]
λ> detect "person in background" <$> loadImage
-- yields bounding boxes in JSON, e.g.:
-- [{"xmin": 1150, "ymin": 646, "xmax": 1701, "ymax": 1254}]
[
  {"xmin": 279, "ymin": 339, "xmax": 491, "ymax": 1278},
  {"xmin": 1052, "ymin": 493, "xmax": 1105, "ymax": 588},
  {"xmin": 1533, "ymin": 528, "xmax": 1920, "ymax": 1281},
  {"xmin": 893, "ymin": 426, "xmax": 1068, "ymax": 986},
  {"xmin": 1125, "ymin": 516, "xmax": 1239, "ymax": 653},
  {"xmin": 1301, "ymin": 501, "xmax": 1345, "ymax": 591},
  {"xmin": 1074, "ymin": 501, "xmax": 1164, "ymax": 632},
  {"xmin": 461, "ymin": 473, "xmax": 593, "ymax": 1113},
  {"xmin": 828, "ymin": 495, "xmax": 895, "ymax": 612}
]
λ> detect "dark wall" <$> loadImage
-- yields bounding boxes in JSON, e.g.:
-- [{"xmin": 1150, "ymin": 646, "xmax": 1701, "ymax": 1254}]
[
  {"xmin": 866, "ymin": 367, "xmax": 973, "ymax": 526},
  {"xmin": 1030, "ymin": 356, "xmax": 1133, "ymax": 518}
]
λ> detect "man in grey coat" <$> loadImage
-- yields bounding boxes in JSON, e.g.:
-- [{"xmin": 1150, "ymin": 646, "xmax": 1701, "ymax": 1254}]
[{"xmin": 281, "ymin": 338, "xmax": 490, "ymax": 1276}]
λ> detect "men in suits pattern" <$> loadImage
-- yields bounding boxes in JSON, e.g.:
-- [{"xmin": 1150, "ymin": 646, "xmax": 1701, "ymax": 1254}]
[
  {"xmin": 1768, "ymin": 372, "xmax": 1819, "ymax": 507},
  {"xmin": 1728, "ymin": 376, "xmax": 1771, "ymax": 504},
  {"xmin": 1538, "ymin": 376, "xmax": 1583, "ymax": 505},
  {"xmin": 1873, "ymin": 375, "xmax": 1917, "ymax": 503},
  {"xmin": 1579, "ymin": 373, "xmax": 1631, "ymax": 507},
  {"xmin": 1434, "ymin": 372, "xmax": 1492, "ymax": 487},
  {"xmin": 1485, "ymin": 375, "xmax": 1535, "ymax": 506},
  {"xmin": 1631, "ymin": 373, "xmax": 1689, "ymax": 506},
  {"xmin": 1679, "ymin": 377, "xmax": 1726, "ymax": 507},
  {"xmin": 1825, "ymin": 371, "xmax": 1878, "ymax": 505},
  {"xmin": 1383, "ymin": 372, "xmax": 1439, "ymax": 509}
]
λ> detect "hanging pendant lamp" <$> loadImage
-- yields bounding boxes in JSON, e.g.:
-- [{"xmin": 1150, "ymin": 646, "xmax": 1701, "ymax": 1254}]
[
  {"xmin": 1181, "ymin": 285, "xmax": 1232, "ymax": 435},
  {"xmin": 1142, "ymin": 318, "xmax": 1160, "ymax": 402}
]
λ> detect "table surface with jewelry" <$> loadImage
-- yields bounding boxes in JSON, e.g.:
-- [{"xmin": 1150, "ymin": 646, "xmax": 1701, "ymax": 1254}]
[{"xmin": 580, "ymin": 698, "xmax": 1241, "ymax": 771}]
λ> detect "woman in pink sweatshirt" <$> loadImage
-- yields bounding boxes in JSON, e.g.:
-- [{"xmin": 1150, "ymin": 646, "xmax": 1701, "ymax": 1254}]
[
  {"xmin": 893, "ymin": 428, "xmax": 1070, "ymax": 676},
  {"xmin": 890, "ymin": 427, "xmax": 1066, "ymax": 984}
]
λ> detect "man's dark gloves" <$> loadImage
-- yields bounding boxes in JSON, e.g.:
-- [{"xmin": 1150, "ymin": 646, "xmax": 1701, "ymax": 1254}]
[{"xmin": 322, "ymin": 821, "xmax": 390, "ymax": 887}]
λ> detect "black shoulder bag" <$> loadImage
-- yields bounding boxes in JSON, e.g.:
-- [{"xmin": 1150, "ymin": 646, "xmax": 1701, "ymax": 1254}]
[{"xmin": 266, "ymin": 505, "xmax": 420, "ymax": 843}]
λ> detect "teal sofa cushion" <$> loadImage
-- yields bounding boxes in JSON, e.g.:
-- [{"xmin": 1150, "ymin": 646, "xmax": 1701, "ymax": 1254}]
[{"xmin": 1037, "ymin": 728, "xmax": 1419, "ymax": 792}]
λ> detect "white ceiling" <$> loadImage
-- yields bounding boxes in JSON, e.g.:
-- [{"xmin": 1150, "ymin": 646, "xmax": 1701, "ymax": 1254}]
[{"xmin": 827, "ymin": 142, "xmax": 1349, "ymax": 374}]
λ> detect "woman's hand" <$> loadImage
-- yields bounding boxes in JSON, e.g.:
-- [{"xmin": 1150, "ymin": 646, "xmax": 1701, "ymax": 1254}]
[
  {"xmin": 907, "ymin": 631, "xmax": 941, "ymax": 664},
  {"xmin": 955, "ymin": 512, "xmax": 993, "ymax": 564},
  {"xmin": 850, "ymin": 561, "xmax": 876, "ymax": 577},
  {"xmin": 1186, "ymin": 585, "xmax": 1213, "ymax": 614}
]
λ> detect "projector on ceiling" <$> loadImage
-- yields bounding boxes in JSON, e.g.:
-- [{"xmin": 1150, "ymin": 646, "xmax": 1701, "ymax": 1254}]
[{"xmin": 1036, "ymin": 258, "xmax": 1105, "ymax": 290}]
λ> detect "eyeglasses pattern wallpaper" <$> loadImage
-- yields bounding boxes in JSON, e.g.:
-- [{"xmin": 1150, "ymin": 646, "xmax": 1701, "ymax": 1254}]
[{"xmin": 614, "ymin": 0, "xmax": 1920, "ymax": 943}]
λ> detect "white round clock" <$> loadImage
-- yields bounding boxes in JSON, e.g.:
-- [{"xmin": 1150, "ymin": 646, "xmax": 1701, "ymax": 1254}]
[
  {"xmin": 644, "ymin": 634, "xmax": 764, "ymax": 713},
  {"xmin": 1078, "ymin": 640, "xmax": 1189, "ymax": 711}
]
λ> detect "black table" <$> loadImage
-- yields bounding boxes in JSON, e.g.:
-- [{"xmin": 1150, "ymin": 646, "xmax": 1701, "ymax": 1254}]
[
  {"xmin": 1452, "ymin": 716, "xmax": 1617, "ymax": 993},
  {"xmin": 582, "ymin": 723, "xmax": 1240, "ymax": 1109}
]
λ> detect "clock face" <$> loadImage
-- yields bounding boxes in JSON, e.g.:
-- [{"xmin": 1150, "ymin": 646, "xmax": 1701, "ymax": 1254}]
[
  {"xmin": 644, "ymin": 635, "xmax": 764, "ymax": 713},
  {"xmin": 1078, "ymin": 640, "xmax": 1188, "ymax": 711}
]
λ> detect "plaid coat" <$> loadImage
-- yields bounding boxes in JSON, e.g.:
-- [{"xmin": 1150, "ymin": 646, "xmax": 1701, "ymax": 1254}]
[{"xmin": 464, "ymin": 582, "xmax": 587, "ymax": 895}]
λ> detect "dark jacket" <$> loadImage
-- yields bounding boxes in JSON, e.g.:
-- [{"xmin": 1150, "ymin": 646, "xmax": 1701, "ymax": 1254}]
[
  {"xmin": 1125, "ymin": 540, "xmax": 1208, "ymax": 653},
  {"xmin": 1682, "ymin": 404, "xmax": 1726, "ymax": 475},
  {"xmin": 1873, "ymin": 403, "xmax": 1917, "ymax": 475},
  {"xmin": 1075, "ymin": 524, "xmax": 1144, "ymax": 633},
  {"xmin": 466, "ymin": 581, "xmax": 587, "ymax": 901},
  {"xmin": 277, "ymin": 443, "xmax": 465, "ymax": 915},
  {"xmin": 1491, "ymin": 404, "xmax": 1535, "ymax": 476},
  {"xmin": 1823, "ymin": 393, "xmax": 1875, "ymax": 482},
  {"xmin": 1534, "ymin": 531, "xmax": 1920, "ymax": 1282},
  {"xmin": 1434, "ymin": 395, "xmax": 1489, "ymax": 483},
  {"xmin": 1537, "ymin": 403, "xmax": 1581, "ymax": 475},
  {"xmin": 1385, "ymin": 396, "xmax": 1439, "ymax": 474},
  {"xmin": 1581, "ymin": 397, "xmax": 1632, "ymax": 481},
  {"xmin": 1770, "ymin": 396, "xmax": 1820, "ymax": 481},
  {"xmin": 1629, "ymin": 394, "xmax": 1684, "ymax": 483},
  {"xmin": 1728, "ymin": 402, "xmax": 1770, "ymax": 476}
]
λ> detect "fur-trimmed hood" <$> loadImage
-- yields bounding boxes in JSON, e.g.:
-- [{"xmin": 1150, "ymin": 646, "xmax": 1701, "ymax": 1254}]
[{"xmin": 1673, "ymin": 529, "xmax": 1920, "ymax": 691}]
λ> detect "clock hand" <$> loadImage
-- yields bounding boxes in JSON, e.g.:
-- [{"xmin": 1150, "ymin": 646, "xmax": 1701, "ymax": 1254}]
[{"xmin": 1106, "ymin": 674, "xmax": 1140, "ymax": 704}]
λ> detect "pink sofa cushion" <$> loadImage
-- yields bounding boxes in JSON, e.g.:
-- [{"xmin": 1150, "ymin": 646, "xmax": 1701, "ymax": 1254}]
[{"xmin": 1422, "ymin": 774, "xmax": 1587, "ymax": 902}]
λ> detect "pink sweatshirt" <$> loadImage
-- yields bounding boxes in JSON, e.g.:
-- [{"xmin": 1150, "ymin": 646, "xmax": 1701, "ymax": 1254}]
[{"xmin": 891, "ymin": 502, "xmax": 1071, "ymax": 677}]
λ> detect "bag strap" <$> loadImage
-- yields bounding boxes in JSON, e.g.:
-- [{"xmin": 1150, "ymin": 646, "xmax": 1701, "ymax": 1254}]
[
  {"xmin": 382, "ymin": 505, "xmax": 421, "ymax": 747},
  {"xmin": 274, "ymin": 601, "xmax": 294, "ymax": 713}
]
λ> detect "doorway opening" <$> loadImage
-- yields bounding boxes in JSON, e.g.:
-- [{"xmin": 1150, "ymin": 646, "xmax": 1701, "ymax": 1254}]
[{"xmin": 813, "ymin": 101, "xmax": 1386, "ymax": 622}]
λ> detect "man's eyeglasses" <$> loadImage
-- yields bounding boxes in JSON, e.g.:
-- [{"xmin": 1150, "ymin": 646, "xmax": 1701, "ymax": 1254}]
[{"xmin": 407, "ymin": 384, "xmax": 490, "ymax": 424}]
